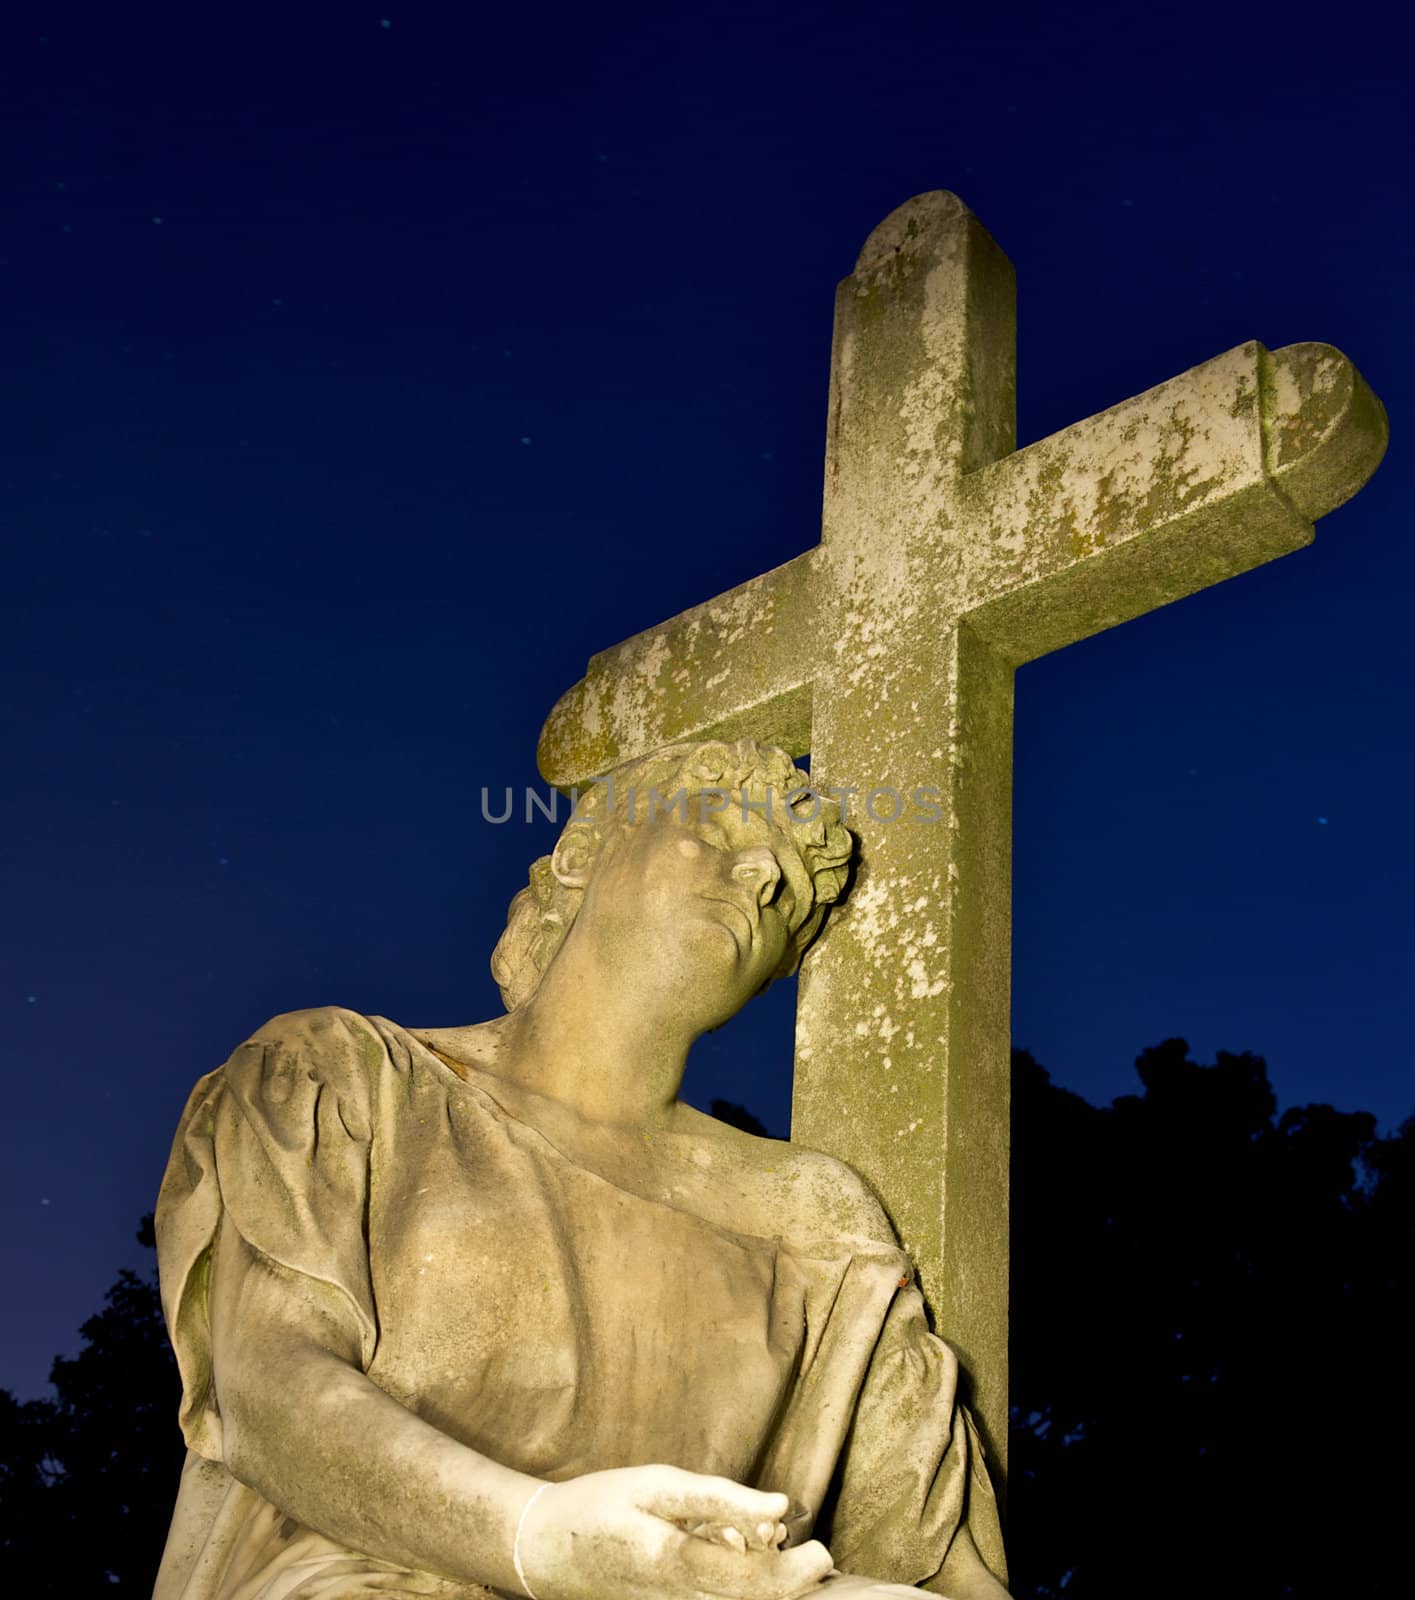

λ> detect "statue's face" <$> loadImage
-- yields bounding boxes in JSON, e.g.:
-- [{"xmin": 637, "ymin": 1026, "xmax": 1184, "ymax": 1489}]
[{"xmin": 571, "ymin": 796, "xmax": 815, "ymax": 1030}]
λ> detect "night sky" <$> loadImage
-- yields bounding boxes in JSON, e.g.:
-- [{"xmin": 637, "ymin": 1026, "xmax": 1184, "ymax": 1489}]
[{"xmin": 3, "ymin": 2, "xmax": 1410, "ymax": 1399}]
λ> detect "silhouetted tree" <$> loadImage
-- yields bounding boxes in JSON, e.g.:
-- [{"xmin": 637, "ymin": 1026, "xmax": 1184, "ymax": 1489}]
[
  {"xmin": 710, "ymin": 1098, "xmax": 776, "ymax": 1138},
  {"xmin": 0, "ymin": 1386, "xmax": 65, "ymax": 1570},
  {"xmin": 1007, "ymin": 1040, "xmax": 1410, "ymax": 1598},
  {"xmin": 0, "ymin": 1216, "xmax": 184, "ymax": 1594}
]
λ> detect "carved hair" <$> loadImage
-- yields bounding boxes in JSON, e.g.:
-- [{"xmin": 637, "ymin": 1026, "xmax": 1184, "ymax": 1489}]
[{"xmin": 490, "ymin": 739, "xmax": 854, "ymax": 1011}]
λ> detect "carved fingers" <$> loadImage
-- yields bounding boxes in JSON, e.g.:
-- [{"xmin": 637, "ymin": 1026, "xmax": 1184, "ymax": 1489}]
[{"xmin": 516, "ymin": 1464, "xmax": 834, "ymax": 1600}]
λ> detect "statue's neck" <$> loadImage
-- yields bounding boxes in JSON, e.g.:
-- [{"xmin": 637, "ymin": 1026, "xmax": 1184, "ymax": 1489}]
[{"xmin": 491, "ymin": 948, "xmax": 695, "ymax": 1129}]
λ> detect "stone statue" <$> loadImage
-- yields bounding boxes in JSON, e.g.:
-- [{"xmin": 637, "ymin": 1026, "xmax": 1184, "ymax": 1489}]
[{"xmin": 152, "ymin": 739, "xmax": 1010, "ymax": 1600}]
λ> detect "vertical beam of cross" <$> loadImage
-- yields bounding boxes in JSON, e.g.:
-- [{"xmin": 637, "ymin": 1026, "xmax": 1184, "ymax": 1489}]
[
  {"xmin": 537, "ymin": 192, "xmax": 1387, "ymax": 1483},
  {"xmin": 792, "ymin": 198, "xmax": 1022, "ymax": 1476}
]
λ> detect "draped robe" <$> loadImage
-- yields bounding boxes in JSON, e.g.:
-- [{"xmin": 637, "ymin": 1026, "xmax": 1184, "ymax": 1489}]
[{"xmin": 152, "ymin": 1006, "xmax": 1007, "ymax": 1599}]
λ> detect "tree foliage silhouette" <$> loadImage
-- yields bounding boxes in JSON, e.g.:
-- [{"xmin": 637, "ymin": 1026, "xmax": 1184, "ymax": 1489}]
[
  {"xmin": 1007, "ymin": 1039, "xmax": 1412, "ymax": 1598},
  {"xmin": 0, "ymin": 1216, "xmax": 184, "ymax": 1594},
  {"xmin": 0, "ymin": 1048, "xmax": 1407, "ymax": 1596}
]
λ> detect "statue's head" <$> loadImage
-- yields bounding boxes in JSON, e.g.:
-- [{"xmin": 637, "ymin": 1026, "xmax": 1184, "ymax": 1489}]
[{"xmin": 491, "ymin": 739, "xmax": 854, "ymax": 1014}]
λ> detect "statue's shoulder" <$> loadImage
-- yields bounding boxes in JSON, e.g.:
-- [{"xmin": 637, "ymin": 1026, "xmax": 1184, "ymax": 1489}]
[
  {"xmin": 773, "ymin": 1138, "xmax": 898, "ymax": 1249},
  {"xmin": 686, "ymin": 1106, "xmax": 895, "ymax": 1249},
  {"xmin": 223, "ymin": 1005, "xmax": 390, "ymax": 1108},
  {"xmin": 246, "ymin": 1003, "xmax": 381, "ymax": 1045}
]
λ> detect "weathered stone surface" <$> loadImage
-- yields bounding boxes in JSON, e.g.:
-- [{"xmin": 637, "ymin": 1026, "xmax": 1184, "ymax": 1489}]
[
  {"xmin": 539, "ymin": 549, "xmax": 821, "ymax": 783},
  {"xmin": 538, "ymin": 191, "xmax": 1388, "ymax": 1477}
]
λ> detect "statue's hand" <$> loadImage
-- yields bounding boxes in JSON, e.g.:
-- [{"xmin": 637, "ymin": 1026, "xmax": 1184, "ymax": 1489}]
[{"xmin": 515, "ymin": 1465, "xmax": 834, "ymax": 1600}]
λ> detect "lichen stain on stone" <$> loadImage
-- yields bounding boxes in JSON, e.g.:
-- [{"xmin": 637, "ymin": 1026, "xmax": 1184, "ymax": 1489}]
[
  {"xmin": 1269, "ymin": 343, "xmax": 1343, "ymax": 469},
  {"xmin": 561, "ymin": 576, "xmax": 796, "ymax": 764},
  {"xmin": 851, "ymin": 237, "xmax": 925, "ymax": 333},
  {"xmin": 958, "ymin": 345, "xmax": 1271, "ymax": 611},
  {"xmin": 832, "ymin": 844, "xmax": 957, "ymax": 1018},
  {"xmin": 887, "ymin": 251, "xmax": 971, "ymax": 486},
  {"xmin": 1228, "ymin": 364, "xmax": 1257, "ymax": 422}
]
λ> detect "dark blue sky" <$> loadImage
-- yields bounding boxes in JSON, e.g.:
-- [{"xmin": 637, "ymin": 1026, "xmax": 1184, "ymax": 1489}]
[{"xmin": 3, "ymin": 1, "xmax": 1410, "ymax": 1397}]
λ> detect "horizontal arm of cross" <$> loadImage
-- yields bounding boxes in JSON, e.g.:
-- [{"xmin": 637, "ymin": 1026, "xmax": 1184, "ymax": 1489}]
[
  {"xmin": 958, "ymin": 339, "xmax": 1387, "ymax": 665},
  {"xmin": 538, "ymin": 548, "xmax": 821, "ymax": 789}
]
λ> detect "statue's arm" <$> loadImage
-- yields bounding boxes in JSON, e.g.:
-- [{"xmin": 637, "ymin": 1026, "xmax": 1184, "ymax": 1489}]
[
  {"xmin": 785, "ymin": 1155, "xmax": 1009, "ymax": 1599},
  {"xmin": 210, "ymin": 1214, "xmax": 537, "ymax": 1590},
  {"xmin": 209, "ymin": 1217, "xmax": 833, "ymax": 1600}
]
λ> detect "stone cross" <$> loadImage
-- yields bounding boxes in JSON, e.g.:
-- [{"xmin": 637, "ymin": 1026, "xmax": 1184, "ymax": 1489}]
[{"xmin": 536, "ymin": 192, "xmax": 1387, "ymax": 1478}]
